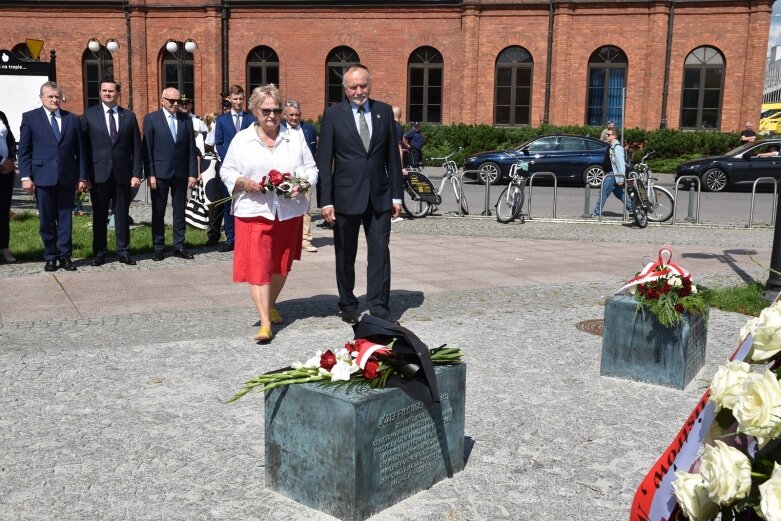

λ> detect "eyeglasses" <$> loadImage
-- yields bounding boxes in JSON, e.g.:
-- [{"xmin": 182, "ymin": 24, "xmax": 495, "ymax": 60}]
[
  {"xmin": 260, "ymin": 108, "xmax": 283, "ymax": 116},
  {"xmin": 163, "ymin": 98, "xmax": 180, "ymax": 105}
]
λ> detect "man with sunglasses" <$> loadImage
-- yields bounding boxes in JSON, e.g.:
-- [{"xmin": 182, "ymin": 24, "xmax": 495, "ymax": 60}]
[
  {"xmin": 141, "ymin": 87, "xmax": 199, "ymax": 261},
  {"xmin": 317, "ymin": 64, "xmax": 403, "ymax": 324}
]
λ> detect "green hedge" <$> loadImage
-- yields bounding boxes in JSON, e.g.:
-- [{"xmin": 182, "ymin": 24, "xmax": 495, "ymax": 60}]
[{"xmin": 411, "ymin": 123, "xmax": 742, "ymax": 168}]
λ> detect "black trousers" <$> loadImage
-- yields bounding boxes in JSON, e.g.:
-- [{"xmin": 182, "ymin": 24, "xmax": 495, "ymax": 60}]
[
  {"xmin": 333, "ymin": 198, "xmax": 392, "ymax": 316},
  {"xmin": 150, "ymin": 177, "xmax": 188, "ymax": 253},
  {"xmin": 91, "ymin": 176, "xmax": 133, "ymax": 256},
  {"xmin": 0, "ymin": 172, "xmax": 13, "ymax": 249}
]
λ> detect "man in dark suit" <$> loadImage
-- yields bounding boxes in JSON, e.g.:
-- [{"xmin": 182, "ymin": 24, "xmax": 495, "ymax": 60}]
[
  {"xmin": 81, "ymin": 78, "xmax": 143, "ymax": 266},
  {"xmin": 141, "ymin": 87, "xmax": 198, "ymax": 261},
  {"xmin": 317, "ymin": 64, "xmax": 403, "ymax": 324},
  {"xmin": 209, "ymin": 84, "xmax": 255, "ymax": 252},
  {"xmin": 18, "ymin": 81, "xmax": 89, "ymax": 272}
]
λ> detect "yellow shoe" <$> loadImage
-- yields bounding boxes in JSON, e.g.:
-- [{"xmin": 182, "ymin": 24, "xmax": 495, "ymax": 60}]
[
  {"xmin": 270, "ymin": 307, "xmax": 284, "ymax": 325},
  {"xmin": 253, "ymin": 326, "xmax": 274, "ymax": 342}
]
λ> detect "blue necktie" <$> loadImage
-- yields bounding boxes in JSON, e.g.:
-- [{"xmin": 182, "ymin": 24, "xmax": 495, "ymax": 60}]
[
  {"xmin": 50, "ymin": 112, "xmax": 61, "ymax": 141},
  {"xmin": 169, "ymin": 114, "xmax": 177, "ymax": 142}
]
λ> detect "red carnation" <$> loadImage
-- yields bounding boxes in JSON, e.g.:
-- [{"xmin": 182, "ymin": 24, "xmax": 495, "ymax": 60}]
[
  {"xmin": 660, "ymin": 284, "xmax": 671, "ymax": 294},
  {"xmin": 674, "ymin": 304, "xmax": 684, "ymax": 313},
  {"xmin": 268, "ymin": 169, "xmax": 285, "ymax": 186},
  {"xmin": 678, "ymin": 287, "xmax": 691, "ymax": 297},
  {"xmin": 362, "ymin": 359, "xmax": 381, "ymax": 380},
  {"xmin": 344, "ymin": 341, "xmax": 358, "ymax": 354},
  {"xmin": 646, "ymin": 289, "xmax": 659, "ymax": 300},
  {"xmin": 320, "ymin": 350, "xmax": 337, "ymax": 371}
]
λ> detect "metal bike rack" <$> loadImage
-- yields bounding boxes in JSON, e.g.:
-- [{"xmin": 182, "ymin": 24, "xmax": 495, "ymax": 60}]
[
  {"xmin": 594, "ymin": 173, "xmax": 632, "ymax": 223},
  {"xmin": 672, "ymin": 176, "xmax": 701, "ymax": 225},
  {"xmin": 462, "ymin": 169, "xmax": 491, "ymax": 216},
  {"xmin": 527, "ymin": 172, "xmax": 557, "ymax": 219},
  {"xmin": 748, "ymin": 177, "xmax": 778, "ymax": 229}
]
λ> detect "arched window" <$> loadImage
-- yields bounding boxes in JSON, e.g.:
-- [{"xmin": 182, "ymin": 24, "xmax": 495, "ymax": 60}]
[
  {"xmin": 325, "ymin": 47, "xmax": 360, "ymax": 107},
  {"xmin": 586, "ymin": 46, "xmax": 627, "ymax": 127},
  {"xmin": 161, "ymin": 41, "xmax": 195, "ymax": 105},
  {"xmin": 408, "ymin": 46, "xmax": 443, "ymax": 123},
  {"xmin": 12, "ymin": 43, "xmax": 36, "ymax": 62},
  {"xmin": 680, "ymin": 46, "xmax": 725, "ymax": 129},
  {"xmin": 82, "ymin": 46, "xmax": 114, "ymax": 108},
  {"xmin": 247, "ymin": 46, "xmax": 279, "ymax": 94},
  {"xmin": 494, "ymin": 46, "xmax": 533, "ymax": 126}
]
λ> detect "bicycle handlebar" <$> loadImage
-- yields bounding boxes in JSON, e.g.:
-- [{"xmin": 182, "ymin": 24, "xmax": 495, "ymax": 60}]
[{"xmin": 428, "ymin": 147, "xmax": 463, "ymax": 162}]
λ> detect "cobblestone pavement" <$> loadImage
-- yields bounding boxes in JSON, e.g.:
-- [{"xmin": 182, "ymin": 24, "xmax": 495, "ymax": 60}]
[{"xmin": 0, "ymin": 201, "xmax": 774, "ymax": 520}]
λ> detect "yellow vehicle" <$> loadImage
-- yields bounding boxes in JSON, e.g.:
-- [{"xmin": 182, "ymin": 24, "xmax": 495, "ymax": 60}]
[{"xmin": 759, "ymin": 102, "xmax": 781, "ymax": 134}]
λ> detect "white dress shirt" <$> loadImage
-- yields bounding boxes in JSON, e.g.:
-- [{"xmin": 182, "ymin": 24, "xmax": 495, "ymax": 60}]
[{"xmin": 220, "ymin": 125, "xmax": 318, "ymax": 221}]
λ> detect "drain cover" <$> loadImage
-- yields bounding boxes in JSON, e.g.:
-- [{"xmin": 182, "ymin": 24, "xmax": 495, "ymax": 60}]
[{"xmin": 575, "ymin": 319, "xmax": 604, "ymax": 336}]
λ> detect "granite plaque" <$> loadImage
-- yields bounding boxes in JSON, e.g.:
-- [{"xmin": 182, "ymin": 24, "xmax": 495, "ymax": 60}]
[
  {"xmin": 264, "ymin": 363, "xmax": 466, "ymax": 521},
  {"xmin": 600, "ymin": 293, "xmax": 708, "ymax": 389}
]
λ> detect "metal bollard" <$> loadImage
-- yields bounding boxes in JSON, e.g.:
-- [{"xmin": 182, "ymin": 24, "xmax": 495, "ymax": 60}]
[
  {"xmin": 685, "ymin": 185, "xmax": 696, "ymax": 222},
  {"xmin": 482, "ymin": 177, "xmax": 492, "ymax": 216},
  {"xmin": 582, "ymin": 184, "xmax": 592, "ymax": 218}
]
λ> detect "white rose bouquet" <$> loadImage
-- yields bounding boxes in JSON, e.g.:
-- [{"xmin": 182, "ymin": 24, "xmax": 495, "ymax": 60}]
[{"xmin": 670, "ymin": 302, "xmax": 781, "ymax": 521}]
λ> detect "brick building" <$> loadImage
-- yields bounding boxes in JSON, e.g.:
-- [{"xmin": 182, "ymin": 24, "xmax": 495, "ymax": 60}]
[{"xmin": 0, "ymin": 0, "xmax": 773, "ymax": 132}]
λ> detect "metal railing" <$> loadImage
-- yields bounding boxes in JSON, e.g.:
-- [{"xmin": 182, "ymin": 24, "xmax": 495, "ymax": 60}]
[
  {"xmin": 672, "ymin": 176, "xmax": 701, "ymax": 225},
  {"xmin": 748, "ymin": 177, "xmax": 778, "ymax": 228},
  {"xmin": 527, "ymin": 172, "xmax": 557, "ymax": 219}
]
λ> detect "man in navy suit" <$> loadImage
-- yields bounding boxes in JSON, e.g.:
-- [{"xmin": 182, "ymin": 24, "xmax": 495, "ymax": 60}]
[
  {"xmin": 316, "ymin": 64, "xmax": 403, "ymax": 324},
  {"xmin": 18, "ymin": 81, "xmax": 89, "ymax": 272},
  {"xmin": 209, "ymin": 84, "xmax": 255, "ymax": 252},
  {"xmin": 141, "ymin": 87, "xmax": 198, "ymax": 261},
  {"xmin": 81, "ymin": 78, "xmax": 143, "ymax": 266}
]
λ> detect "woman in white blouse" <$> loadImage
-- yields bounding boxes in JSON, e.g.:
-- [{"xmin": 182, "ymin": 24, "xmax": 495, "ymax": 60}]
[
  {"xmin": 219, "ymin": 84, "xmax": 318, "ymax": 342},
  {"xmin": 0, "ymin": 110, "xmax": 17, "ymax": 263}
]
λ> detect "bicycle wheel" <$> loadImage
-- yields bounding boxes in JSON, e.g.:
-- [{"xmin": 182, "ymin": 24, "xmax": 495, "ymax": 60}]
[
  {"xmin": 631, "ymin": 192, "xmax": 648, "ymax": 228},
  {"xmin": 646, "ymin": 186, "xmax": 674, "ymax": 223},
  {"xmin": 402, "ymin": 190, "xmax": 431, "ymax": 218},
  {"xmin": 495, "ymin": 185, "xmax": 523, "ymax": 223},
  {"xmin": 450, "ymin": 177, "xmax": 469, "ymax": 215}
]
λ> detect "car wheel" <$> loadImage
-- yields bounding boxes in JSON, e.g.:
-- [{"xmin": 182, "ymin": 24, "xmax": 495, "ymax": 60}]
[
  {"xmin": 477, "ymin": 162, "xmax": 502, "ymax": 185},
  {"xmin": 582, "ymin": 165, "xmax": 605, "ymax": 187},
  {"xmin": 702, "ymin": 168, "xmax": 728, "ymax": 192}
]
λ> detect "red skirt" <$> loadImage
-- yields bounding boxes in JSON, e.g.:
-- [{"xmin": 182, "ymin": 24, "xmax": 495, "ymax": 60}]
[{"xmin": 233, "ymin": 215, "xmax": 304, "ymax": 285}]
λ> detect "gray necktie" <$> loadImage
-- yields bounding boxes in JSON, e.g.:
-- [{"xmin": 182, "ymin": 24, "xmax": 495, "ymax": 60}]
[
  {"xmin": 357, "ymin": 106, "xmax": 370, "ymax": 152},
  {"xmin": 234, "ymin": 113, "xmax": 241, "ymax": 132}
]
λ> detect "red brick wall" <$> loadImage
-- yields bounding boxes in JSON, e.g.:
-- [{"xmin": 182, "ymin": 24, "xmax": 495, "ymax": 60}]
[{"xmin": 0, "ymin": 0, "xmax": 772, "ymax": 132}]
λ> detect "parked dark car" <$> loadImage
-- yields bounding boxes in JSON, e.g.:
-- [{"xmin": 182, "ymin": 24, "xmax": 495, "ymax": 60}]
[
  {"xmin": 462, "ymin": 134, "xmax": 609, "ymax": 186},
  {"xmin": 675, "ymin": 139, "xmax": 781, "ymax": 192}
]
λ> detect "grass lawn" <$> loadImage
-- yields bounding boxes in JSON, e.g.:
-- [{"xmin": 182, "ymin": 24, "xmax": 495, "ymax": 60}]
[{"xmin": 8, "ymin": 210, "xmax": 209, "ymax": 262}]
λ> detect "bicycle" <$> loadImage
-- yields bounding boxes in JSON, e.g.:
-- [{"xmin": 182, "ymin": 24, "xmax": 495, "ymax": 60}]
[
  {"xmin": 402, "ymin": 149, "xmax": 469, "ymax": 218},
  {"xmin": 625, "ymin": 151, "xmax": 674, "ymax": 228},
  {"xmin": 495, "ymin": 160, "xmax": 531, "ymax": 223}
]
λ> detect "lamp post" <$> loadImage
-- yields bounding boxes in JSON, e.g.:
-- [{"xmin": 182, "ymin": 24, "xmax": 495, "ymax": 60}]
[
  {"xmin": 164, "ymin": 39, "xmax": 197, "ymax": 99},
  {"xmin": 86, "ymin": 38, "xmax": 120, "ymax": 107}
]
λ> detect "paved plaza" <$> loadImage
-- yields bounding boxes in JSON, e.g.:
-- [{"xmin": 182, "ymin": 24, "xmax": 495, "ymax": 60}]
[{"xmin": 0, "ymin": 208, "xmax": 775, "ymax": 520}]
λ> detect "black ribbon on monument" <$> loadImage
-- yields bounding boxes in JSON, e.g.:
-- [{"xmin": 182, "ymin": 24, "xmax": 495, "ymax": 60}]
[{"xmin": 352, "ymin": 315, "xmax": 442, "ymax": 402}]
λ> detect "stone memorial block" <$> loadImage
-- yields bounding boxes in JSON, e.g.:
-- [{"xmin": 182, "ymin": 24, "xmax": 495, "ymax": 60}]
[
  {"xmin": 264, "ymin": 363, "xmax": 466, "ymax": 521},
  {"xmin": 600, "ymin": 293, "xmax": 708, "ymax": 389}
]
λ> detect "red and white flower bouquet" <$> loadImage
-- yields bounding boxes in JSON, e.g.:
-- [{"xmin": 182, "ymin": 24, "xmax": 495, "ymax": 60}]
[{"xmin": 228, "ymin": 338, "xmax": 463, "ymax": 402}]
